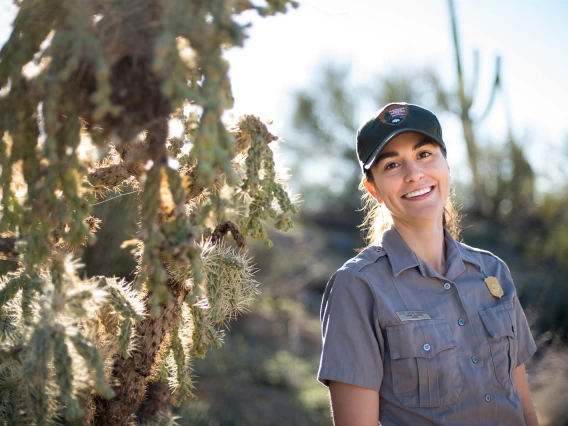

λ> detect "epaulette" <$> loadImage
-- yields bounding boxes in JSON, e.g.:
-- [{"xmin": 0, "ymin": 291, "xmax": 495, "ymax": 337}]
[
  {"xmin": 349, "ymin": 245, "xmax": 387, "ymax": 272},
  {"xmin": 457, "ymin": 241, "xmax": 506, "ymax": 271}
]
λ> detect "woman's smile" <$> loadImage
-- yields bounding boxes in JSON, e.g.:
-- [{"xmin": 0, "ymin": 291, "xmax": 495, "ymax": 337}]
[{"xmin": 402, "ymin": 185, "xmax": 435, "ymax": 199}]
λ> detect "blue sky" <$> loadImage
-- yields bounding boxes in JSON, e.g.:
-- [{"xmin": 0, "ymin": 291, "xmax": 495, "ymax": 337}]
[{"xmin": 2, "ymin": 0, "xmax": 567, "ymax": 188}]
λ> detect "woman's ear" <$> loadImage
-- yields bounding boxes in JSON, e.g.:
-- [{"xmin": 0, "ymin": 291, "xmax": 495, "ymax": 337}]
[{"xmin": 363, "ymin": 179, "xmax": 383, "ymax": 203}]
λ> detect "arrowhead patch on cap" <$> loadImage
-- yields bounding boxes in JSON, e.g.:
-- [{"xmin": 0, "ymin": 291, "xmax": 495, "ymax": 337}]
[
  {"xmin": 379, "ymin": 104, "xmax": 408, "ymax": 125},
  {"xmin": 484, "ymin": 276, "xmax": 504, "ymax": 298}
]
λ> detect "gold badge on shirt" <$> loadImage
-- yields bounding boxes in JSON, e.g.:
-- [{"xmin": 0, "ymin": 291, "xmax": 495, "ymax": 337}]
[{"xmin": 484, "ymin": 276, "xmax": 504, "ymax": 298}]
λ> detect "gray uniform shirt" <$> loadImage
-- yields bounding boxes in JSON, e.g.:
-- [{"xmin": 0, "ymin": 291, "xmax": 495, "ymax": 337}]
[{"xmin": 318, "ymin": 228, "xmax": 537, "ymax": 425}]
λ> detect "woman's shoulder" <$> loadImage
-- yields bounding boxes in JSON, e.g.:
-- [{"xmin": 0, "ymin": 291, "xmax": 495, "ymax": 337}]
[
  {"xmin": 456, "ymin": 241, "xmax": 513, "ymax": 276},
  {"xmin": 338, "ymin": 244, "xmax": 388, "ymax": 275},
  {"xmin": 323, "ymin": 245, "xmax": 388, "ymax": 303},
  {"xmin": 457, "ymin": 241, "xmax": 504, "ymax": 261}
]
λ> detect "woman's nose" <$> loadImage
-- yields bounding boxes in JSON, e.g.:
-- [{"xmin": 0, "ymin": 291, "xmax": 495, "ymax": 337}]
[{"xmin": 404, "ymin": 161, "xmax": 424, "ymax": 182}]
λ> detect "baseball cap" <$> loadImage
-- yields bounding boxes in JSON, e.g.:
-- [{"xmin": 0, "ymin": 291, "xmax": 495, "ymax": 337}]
[{"xmin": 356, "ymin": 102, "xmax": 446, "ymax": 171}]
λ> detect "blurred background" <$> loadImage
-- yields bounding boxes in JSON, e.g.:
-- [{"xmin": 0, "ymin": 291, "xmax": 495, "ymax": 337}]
[{"xmin": 1, "ymin": 0, "xmax": 568, "ymax": 424}]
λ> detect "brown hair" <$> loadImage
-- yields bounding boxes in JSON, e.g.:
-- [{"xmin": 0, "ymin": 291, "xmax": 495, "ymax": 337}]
[{"xmin": 358, "ymin": 171, "xmax": 461, "ymax": 245}]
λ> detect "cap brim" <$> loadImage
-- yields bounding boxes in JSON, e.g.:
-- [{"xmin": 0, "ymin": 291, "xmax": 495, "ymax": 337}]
[{"xmin": 363, "ymin": 129, "xmax": 445, "ymax": 170}]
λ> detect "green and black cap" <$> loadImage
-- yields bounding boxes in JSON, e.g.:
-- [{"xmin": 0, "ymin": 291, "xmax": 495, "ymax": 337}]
[{"xmin": 356, "ymin": 102, "xmax": 446, "ymax": 171}]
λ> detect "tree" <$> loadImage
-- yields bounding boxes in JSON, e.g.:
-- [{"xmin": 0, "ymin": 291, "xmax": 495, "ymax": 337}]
[{"xmin": 0, "ymin": 0, "xmax": 299, "ymax": 424}]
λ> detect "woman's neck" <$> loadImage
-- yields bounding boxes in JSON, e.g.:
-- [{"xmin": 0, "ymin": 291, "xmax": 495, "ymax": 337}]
[{"xmin": 393, "ymin": 221, "xmax": 447, "ymax": 276}]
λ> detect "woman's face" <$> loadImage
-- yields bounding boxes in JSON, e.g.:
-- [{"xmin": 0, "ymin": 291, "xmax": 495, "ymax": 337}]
[{"xmin": 365, "ymin": 131, "xmax": 450, "ymax": 230}]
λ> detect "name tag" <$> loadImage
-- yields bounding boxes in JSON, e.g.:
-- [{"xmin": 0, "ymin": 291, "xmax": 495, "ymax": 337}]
[{"xmin": 396, "ymin": 311, "xmax": 432, "ymax": 321}]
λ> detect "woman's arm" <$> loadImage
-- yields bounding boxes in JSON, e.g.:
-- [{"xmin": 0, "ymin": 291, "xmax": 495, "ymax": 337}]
[
  {"xmin": 329, "ymin": 380, "xmax": 379, "ymax": 426},
  {"xmin": 514, "ymin": 364, "xmax": 539, "ymax": 426}
]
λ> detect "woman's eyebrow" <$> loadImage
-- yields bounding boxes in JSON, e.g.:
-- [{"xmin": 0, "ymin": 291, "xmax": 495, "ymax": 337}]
[
  {"xmin": 376, "ymin": 139, "xmax": 435, "ymax": 164},
  {"xmin": 376, "ymin": 150, "xmax": 398, "ymax": 164},
  {"xmin": 413, "ymin": 139, "xmax": 435, "ymax": 150}
]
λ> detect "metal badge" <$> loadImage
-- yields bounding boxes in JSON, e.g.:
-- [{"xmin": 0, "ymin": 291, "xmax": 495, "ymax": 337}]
[
  {"xmin": 395, "ymin": 311, "xmax": 432, "ymax": 321},
  {"xmin": 484, "ymin": 276, "xmax": 504, "ymax": 298}
]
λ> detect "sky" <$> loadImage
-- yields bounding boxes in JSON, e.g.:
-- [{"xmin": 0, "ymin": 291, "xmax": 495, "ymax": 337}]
[
  {"xmin": 223, "ymin": 0, "xmax": 568, "ymax": 188},
  {"xmin": 1, "ymin": 0, "xmax": 567, "ymax": 188}
]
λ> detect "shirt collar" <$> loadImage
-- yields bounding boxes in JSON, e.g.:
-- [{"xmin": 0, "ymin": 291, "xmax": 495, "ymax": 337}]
[
  {"xmin": 381, "ymin": 227, "xmax": 421, "ymax": 277},
  {"xmin": 455, "ymin": 238, "xmax": 483, "ymax": 271},
  {"xmin": 381, "ymin": 227, "xmax": 482, "ymax": 280},
  {"xmin": 443, "ymin": 229, "xmax": 467, "ymax": 281}
]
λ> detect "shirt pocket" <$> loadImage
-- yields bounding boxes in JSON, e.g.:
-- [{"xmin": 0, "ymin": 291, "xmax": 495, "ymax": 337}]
[
  {"xmin": 479, "ymin": 302, "xmax": 517, "ymax": 390},
  {"xmin": 386, "ymin": 319, "xmax": 463, "ymax": 408}
]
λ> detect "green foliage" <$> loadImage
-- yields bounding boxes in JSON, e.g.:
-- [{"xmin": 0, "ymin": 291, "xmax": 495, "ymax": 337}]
[
  {"xmin": 198, "ymin": 241, "xmax": 259, "ymax": 324},
  {"xmin": 0, "ymin": 0, "xmax": 299, "ymax": 423},
  {"xmin": 237, "ymin": 115, "xmax": 300, "ymax": 247},
  {"xmin": 68, "ymin": 333, "xmax": 114, "ymax": 399},
  {"xmin": 189, "ymin": 301, "xmax": 224, "ymax": 360},
  {"xmin": 169, "ymin": 321, "xmax": 195, "ymax": 405},
  {"xmin": 52, "ymin": 326, "xmax": 82, "ymax": 419}
]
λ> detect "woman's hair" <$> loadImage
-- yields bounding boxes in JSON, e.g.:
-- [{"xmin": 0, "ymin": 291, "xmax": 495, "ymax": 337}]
[{"xmin": 358, "ymin": 170, "xmax": 462, "ymax": 246}]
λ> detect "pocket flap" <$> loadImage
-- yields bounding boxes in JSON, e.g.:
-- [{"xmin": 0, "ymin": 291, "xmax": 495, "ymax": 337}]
[
  {"xmin": 387, "ymin": 320, "xmax": 458, "ymax": 360},
  {"xmin": 479, "ymin": 302, "xmax": 515, "ymax": 339}
]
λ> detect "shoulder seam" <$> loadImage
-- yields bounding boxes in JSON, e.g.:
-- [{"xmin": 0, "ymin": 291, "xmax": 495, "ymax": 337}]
[
  {"xmin": 357, "ymin": 246, "xmax": 387, "ymax": 272},
  {"xmin": 460, "ymin": 242, "xmax": 498, "ymax": 258}
]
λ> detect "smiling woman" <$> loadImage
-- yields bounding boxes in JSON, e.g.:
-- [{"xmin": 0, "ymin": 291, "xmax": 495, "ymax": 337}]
[
  {"xmin": 317, "ymin": 103, "xmax": 540, "ymax": 426},
  {"xmin": 364, "ymin": 133, "xmax": 451, "ymax": 243}
]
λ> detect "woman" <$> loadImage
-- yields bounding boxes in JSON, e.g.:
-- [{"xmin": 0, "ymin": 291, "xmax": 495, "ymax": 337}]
[{"xmin": 317, "ymin": 103, "xmax": 539, "ymax": 426}]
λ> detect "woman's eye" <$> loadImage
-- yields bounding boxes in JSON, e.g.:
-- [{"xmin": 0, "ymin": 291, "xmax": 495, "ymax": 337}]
[
  {"xmin": 384, "ymin": 162, "xmax": 398, "ymax": 171},
  {"xmin": 418, "ymin": 151, "xmax": 432, "ymax": 159}
]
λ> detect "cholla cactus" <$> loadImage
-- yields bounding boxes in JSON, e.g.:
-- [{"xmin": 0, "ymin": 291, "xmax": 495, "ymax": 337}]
[
  {"xmin": 235, "ymin": 115, "xmax": 300, "ymax": 247},
  {"xmin": 0, "ymin": 0, "xmax": 299, "ymax": 424}
]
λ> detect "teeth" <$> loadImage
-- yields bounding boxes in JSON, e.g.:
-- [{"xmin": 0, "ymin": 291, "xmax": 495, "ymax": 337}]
[{"xmin": 404, "ymin": 187, "xmax": 433, "ymax": 199}]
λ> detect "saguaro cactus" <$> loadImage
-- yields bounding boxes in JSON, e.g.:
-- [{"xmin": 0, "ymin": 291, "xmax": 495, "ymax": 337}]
[{"xmin": 0, "ymin": 0, "xmax": 299, "ymax": 424}]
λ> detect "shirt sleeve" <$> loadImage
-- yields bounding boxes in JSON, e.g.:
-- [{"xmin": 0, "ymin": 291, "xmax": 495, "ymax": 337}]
[
  {"xmin": 317, "ymin": 268, "xmax": 384, "ymax": 392},
  {"xmin": 500, "ymin": 259, "xmax": 538, "ymax": 367},
  {"xmin": 513, "ymin": 294, "xmax": 537, "ymax": 367}
]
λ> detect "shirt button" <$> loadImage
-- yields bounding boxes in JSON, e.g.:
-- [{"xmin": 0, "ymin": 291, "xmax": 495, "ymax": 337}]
[
  {"xmin": 485, "ymin": 394, "xmax": 491, "ymax": 402},
  {"xmin": 423, "ymin": 343, "xmax": 431, "ymax": 351},
  {"xmin": 458, "ymin": 319, "xmax": 465, "ymax": 326},
  {"xmin": 471, "ymin": 356, "xmax": 478, "ymax": 364},
  {"xmin": 443, "ymin": 283, "xmax": 451, "ymax": 290}
]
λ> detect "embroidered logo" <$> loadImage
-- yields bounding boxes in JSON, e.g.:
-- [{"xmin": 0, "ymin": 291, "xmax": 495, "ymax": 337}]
[{"xmin": 379, "ymin": 104, "xmax": 408, "ymax": 125}]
